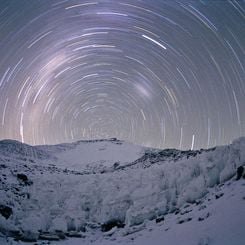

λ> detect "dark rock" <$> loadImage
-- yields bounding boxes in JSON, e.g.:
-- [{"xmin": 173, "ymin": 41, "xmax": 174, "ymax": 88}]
[
  {"xmin": 17, "ymin": 173, "xmax": 32, "ymax": 185},
  {"xmin": 55, "ymin": 231, "xmax": 66, "ymax": 239},
  {"xmin": 178, "ymin": 217, "xmax": 192, "ymax": 224},
  {"xmin": 9, "ymin": 230, "xmax": 22, "ymax": 240},
  {"xmin": 39, "ymin": 233, "xmax": 60, "ymax": 241},
  {"xmin": 101, "ymin": 220, "xmax": 125, "ymax": 232},
  {"xmin": 198, "ymin": 205, "xmax": 207, "ymax": 211},
  {"xmin": 17, "ymin": 173, "xmax": 28, "ymax": 182},
  {"xmin": 198, "ymin": 212, "xmax": 210, "ymax": 221},
  {"xmin": 13, "ymin": 187, "xmax": 20, "ymax": 192},
  {"xmin": 215, "ymin": 193, "xmax": 224, "ymax": 199},
  {"xmin": 113, "ymin": 162, "xmax": 120, "ymax": 169},
  {"xmin": 178, "ymin": 220, "xmax": 184, "ymax": 224},
  {"xmin": 195, "ymin": 200, "xmax": 202, "ymax": 205},
  {"xmin": 20, "ymin": 231, "xmax": 39, "ymax": 242},
  {"xmin": 0, "ymin": 205, "xmax": 12, "ymax": 219},
  {"xmin": 79, "ymin": 226, "xmax": 86, "ymax": 232},
  {"xmin": 66, "ymin": 231, "xmax": 85, "ymax": 238},
  {"xmin": 236, "ymin": 166, "xmax": 244, "ymax": 180},
  {"xmin": 155, "ymin": 216, "xmax": 165, "ymax": 223}
]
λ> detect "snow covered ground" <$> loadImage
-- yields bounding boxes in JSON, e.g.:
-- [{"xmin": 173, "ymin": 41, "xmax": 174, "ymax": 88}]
[
  {"xmin": 36, "ymin": 138, "xmax": 146, "ymax": 172},
  {"xmin": 0, "ymin": 137, "xmax": 245, "ymax": 244}
]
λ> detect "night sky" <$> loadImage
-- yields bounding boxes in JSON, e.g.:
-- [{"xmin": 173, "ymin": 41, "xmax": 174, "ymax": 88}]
[{"xmin": 0, "ymin": 0, "xmax": 244, "ymax": 150}]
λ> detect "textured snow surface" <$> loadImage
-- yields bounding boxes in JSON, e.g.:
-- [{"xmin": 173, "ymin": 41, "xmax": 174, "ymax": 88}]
[{"xmin": 0, "ymin": 137, "xmax": 245, "ymax": 244}]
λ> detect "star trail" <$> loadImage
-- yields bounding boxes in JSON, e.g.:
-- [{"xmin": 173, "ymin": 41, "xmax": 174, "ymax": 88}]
[{"xmin": 0, "ymin": 0, "xmax": 244, "ymax": 150}]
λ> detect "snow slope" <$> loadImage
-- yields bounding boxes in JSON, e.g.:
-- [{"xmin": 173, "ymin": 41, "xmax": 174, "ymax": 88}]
[
  {"xmin": 48, "ymin": 177, "xmax": 245, "ymax": 245},
  {"xmin": 0, "ymin": 137, "xmax": 245, "ymax": 244}
]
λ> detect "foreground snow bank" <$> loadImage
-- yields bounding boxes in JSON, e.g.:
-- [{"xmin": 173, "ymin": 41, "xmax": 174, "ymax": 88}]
[
  {"xmin": 49, "ymin": 177, "xmax": 245, "ymax": 245},
  {"xmin": 0, "ymin": 137, "xmax": 245, "ymax": 243}
]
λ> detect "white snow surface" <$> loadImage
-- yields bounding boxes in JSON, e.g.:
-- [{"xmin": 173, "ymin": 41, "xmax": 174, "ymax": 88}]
[
  {"xmin": 0, "ymin": 137, "xmax": 245, "ymax": 244},
  {"xmin": 39, "ymin": 138, "xmax": 146, "ymax": 171}
]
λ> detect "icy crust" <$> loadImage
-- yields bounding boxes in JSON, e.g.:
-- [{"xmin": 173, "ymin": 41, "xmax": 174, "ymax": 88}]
[{"xmin": 0, "ymin": 137, "xmax": 244, "ymax": 242}]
